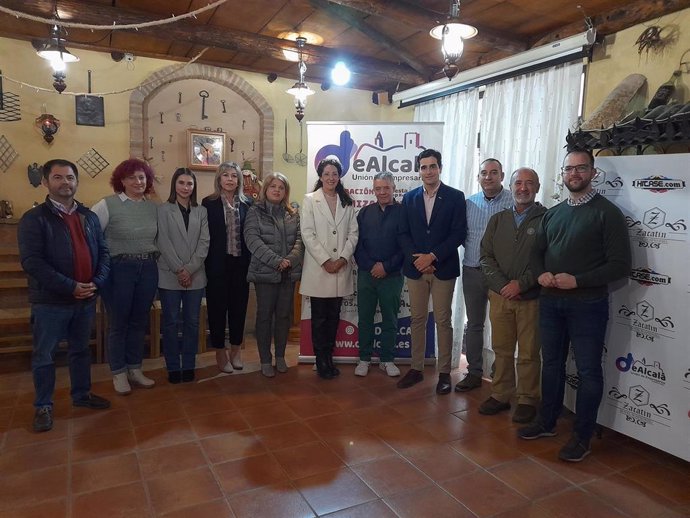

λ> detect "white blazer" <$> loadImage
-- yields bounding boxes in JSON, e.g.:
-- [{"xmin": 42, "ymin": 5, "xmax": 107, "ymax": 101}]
[
  {"xmin": 156, "ymin": 202, "xmax": 210, "ymax": 290},
  {"xmin": 299, "ymin": 189, "xmax": 358, "ymax": 297}
]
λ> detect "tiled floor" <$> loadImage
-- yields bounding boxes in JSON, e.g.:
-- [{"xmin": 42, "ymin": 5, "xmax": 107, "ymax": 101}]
[{"xmin": 0, "ymin": 340, "xmax": 688, "ymax": 518}]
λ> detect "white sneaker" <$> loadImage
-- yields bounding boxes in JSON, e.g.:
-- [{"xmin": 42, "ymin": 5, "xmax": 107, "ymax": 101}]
[
  {"xmin": 354, "ymin": 361, "xmax": 370, "ymax": 377},
  {"xmin": 113, "ymin": 372, "xmax": 131, "ymax": 395},
  {"xmin": 379, "ymin": 362, "xmax": 400, "ymax": 377},
  {"xmin": 128, "ymin": 368, "xmax": 155, "ymax": 389}
]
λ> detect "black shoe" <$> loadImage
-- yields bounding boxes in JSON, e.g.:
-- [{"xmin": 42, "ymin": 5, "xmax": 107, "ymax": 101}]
[
  {"xmin": 396, "ymin": 369, "xmax": 424, "ymax": 389},
  {"xmin": 517, "ymin": 421, "xmax": 557, "ymax": 440},
  {"xmin": 33, "ymin": 406, "xmax": 53, "ymax": 432},
  {"xmin": 558, "ymin": 434, "xmax": 591, "ymax": 462},
  {"xmin": 315, "ymin": 350, "xmax": 334, "ymax": 380},
  {"xmin": 478, "ymin": 397, "xmax": 510, "ymax": 415},
  {"xmin": 72, "ymin": 393, "xmax": 111, "ymax": 410},
  {"xmin": 512, "ymin": 404, "xmax": 537, "ymax": 424},
  {"xmin": 168, "ymin": 371, "xmax": 182, "ymax": 384},
  {"xmin": 181, "ymin": 369, "xmax": 195, "ymax": 383},
  {"xmin": 454, "ymin": 373, "xmax": 482, "ymax": 392},
  {"xmin": 436, "ymin": 373, "xmax": 452, "ymax": 395},
  {"xmin": 326, "ymin": 350, "xmax": 340, "ymax": 377}
]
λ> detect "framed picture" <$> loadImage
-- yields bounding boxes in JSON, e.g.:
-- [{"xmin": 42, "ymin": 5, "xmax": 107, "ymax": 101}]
[{"xmin": 187, "ymin": 129, "xmax": 225, "ymax": 171}]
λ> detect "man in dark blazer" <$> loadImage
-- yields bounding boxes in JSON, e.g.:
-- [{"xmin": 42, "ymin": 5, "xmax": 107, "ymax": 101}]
[{"xmin": 397, "ymin": 149, "xmax": 467, "ymax": 394}]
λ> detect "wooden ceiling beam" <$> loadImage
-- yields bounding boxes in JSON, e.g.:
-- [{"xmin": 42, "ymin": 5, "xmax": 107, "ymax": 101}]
[
  {"xmin": 532, "ymin": 0, "xmax": 690, "ymax": 46},
  {"xmin": 3, "ymin": 0, "xmax": 426, "ymax": 86},
  {"xmin": 309, "ymin": 0, "xmax": 432, "ymax": 79},
  {"xmin": 324, "ymin": 0, "xmax": 528, "ymax": 53}
]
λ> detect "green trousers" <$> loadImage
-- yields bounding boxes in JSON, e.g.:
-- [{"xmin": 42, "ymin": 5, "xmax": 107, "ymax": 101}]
[{"xmin": 357, "ymin": 271, "xmax": 403, "ymax": 362}]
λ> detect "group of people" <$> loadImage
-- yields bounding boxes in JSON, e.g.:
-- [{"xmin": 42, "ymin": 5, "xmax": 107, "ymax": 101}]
[{"xmin": 19, "ymin": 147, "xmax": 631, "ymax": 464}]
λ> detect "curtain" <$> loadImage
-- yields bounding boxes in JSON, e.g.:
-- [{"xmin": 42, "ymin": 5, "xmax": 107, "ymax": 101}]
[{"xmin": 481, "ymin": 61, "xmax": 583, "ymax": 205}]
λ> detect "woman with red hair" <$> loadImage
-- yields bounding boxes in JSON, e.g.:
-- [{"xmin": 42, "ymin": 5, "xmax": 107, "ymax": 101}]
[{"xmin": 92, "ymin": 158, "xmax": 159, "ymax": 395}]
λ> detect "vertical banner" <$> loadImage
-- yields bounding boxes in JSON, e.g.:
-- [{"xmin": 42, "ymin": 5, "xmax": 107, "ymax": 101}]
[
  {"xmin": 563, "ymin": 154, "xmax": 689, "ymax": 461},
  {"xmin": 300, "ymin": 122, "xmax": 444, "ymax": 363}
]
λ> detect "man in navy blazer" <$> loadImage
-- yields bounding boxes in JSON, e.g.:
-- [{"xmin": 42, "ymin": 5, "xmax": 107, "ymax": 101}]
[{"xmin": 397, "ymin": 149, "xmax": 467, "ymax": 395}]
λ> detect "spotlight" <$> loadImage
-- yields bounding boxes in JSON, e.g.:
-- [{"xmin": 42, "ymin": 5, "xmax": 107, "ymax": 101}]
[
  {"xmin": 331, "ymin": 62, "xmax": 351, "ymax": 86},
  {"xmin": 267, "ymin": 72, "xmax": 278, "ymax": 83},
  {"xmin": 321, "ymin": 80, "xmax": 331, "ymax": 91}
]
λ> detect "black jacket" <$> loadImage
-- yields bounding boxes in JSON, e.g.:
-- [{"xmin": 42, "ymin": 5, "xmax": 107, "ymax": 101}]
[
  {"xmin": 202, "ymin": 195, "xmax": 252, "ymax": 278},
  {"xmin": 18, "ymin": 198, "xmax": 110, "ymax": 304}
]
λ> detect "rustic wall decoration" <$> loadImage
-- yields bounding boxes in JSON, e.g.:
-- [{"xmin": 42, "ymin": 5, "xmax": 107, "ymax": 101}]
[
  {"xmin": 77, "ymin": 148, "xmax": 109, "ymax": 178},
  {"xmin": 0, "ymin": 135, "xmax": 18, "ymax": 172}
]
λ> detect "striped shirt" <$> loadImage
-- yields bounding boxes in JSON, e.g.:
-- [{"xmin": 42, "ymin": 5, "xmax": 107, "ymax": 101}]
[{"xmin": 463, "ymin": 188, "xmax": 513, "ymax": 267}]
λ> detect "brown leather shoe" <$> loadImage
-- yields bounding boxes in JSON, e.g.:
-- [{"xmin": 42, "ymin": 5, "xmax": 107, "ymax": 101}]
[
  {"xmin": 396, "ymin": 369, "xmax": 423, "ymax": 389},
  {"xmin": 454, "ymin": 373, "xmax": 482, "ymax": 392},
  {"xmin": 512, "ymin": 404, "xmax": 537, "ymax": 423},
  {"xmin": 478, "ymin": 397, "xmax": 510, "ymax": 415}
]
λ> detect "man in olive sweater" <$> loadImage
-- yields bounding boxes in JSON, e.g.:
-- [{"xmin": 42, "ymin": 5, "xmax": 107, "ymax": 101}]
[{"xmin": 518, "ymin": 149, "xmax": 631, "ymax": 462}]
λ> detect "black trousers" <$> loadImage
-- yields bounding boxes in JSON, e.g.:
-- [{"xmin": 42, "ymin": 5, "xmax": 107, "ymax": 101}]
[
  {"xmin": 310, "ymin": 297, "xmax": 343, "ymax": 353},
  {"xmin": 206, "ymin": 254, "xmax": 250, "ymax": 348}
]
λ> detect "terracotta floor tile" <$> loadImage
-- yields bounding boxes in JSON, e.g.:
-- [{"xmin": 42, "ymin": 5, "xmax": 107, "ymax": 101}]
[
  {"xmin": 285, "ymin": 394, "xmax": 342, "ymax": 419},
  {"xmin": 489, "ymin": 426, "xmax": 562, "ymax": 456},
  {"xmin": 0, "ymin": 408, "xmax": 13, "ymax": 432},
  {"xmin": 128, "ymin": 398, "xmax": 184, "ymax": 427},
  {"xmin": 304, "ymin": 412, "xmax": 365, "ymax": 438},
  {"xmin": 214, "ymin": 453, "xmax": 288, "ymax": 495},
  {"xmin": 537, "ymin": 488, "xmax": 627, "ymax": 518},
  {"xmin": 189, "ymin": 410, "xmax": 250, "ymax": 438},
  {"xmin": 583, "ymin": 473, "xmax": 683, "ymax": 518},
  {"xmin": 269, "ymin": 380, "xmax": 322, "ymax": 401},
  {"xmin": 170, "ymin": 378, "xmax": 224, "ymax": 400},
  {"xmin": 389, "ymin": 396, "xmax": 446, "ymax": 420},
  {"xmin": 454, "ymin": 407, "xmax": 515, "ymax": 432},
  {"xmin": 159, "ymin": 499, "xmax": 234, "ymax": 518},
  {"xmin": 450, "ymin": 432, "xmax": 525, "ymax": 468},
  {"xmin": 321, "ymin": 499, "xmax": 397, "ymax": 518},
  {"xmin": 350, "ymin": 455, "xmax": 431, "ymax": 497},
  {"xmin": 384, "ymin": 484, "xmax": 475, "ymax": 518},
  {"xmin": 0, "ymin": 438, "xmax": 68, "ymax": 476},
  {"xmin": 415, "ymin": 413, "xmax": 477, "ymax": 442},
  {"xmin": 71, "ymin": 429, "xmax": 137, "ymax": 462},
  {"xmin": 71, "ymin": 452, "xmax": 141, "ymax": 494},
  {"xmin": 70, "ymin": 408, "xmax": 132, "ymax": 437},
  {"xmin": 530, "ymin": 444, "xmax": 615, "ymax": 485},
  {"xmin": 0, "ymin": 390, "xmax": 18, "ymax": 409},
  {"xmin": 0, "ymin": 466, "xmax": 68, "ymax": 510},
  {"xmin": 134, "ymin": 418, "xmax": 196, "ymax": 450},
  {"xmin": 254, "ymin": 420, "xmax": 319, "ymax": 451},
  {"xmin": 326, "ymin": 387, "xmax": 383, "ymax": 411},
  {"xmin": 227, "ymin": 481, "xmax": 315, "ymax": 518},
  {"xmin": 373, "ymin": 422, "xmax": 439, "ymax": 453},
  {"xmin": 621, "ymin": 461, "xmax": 690, "ymax": 505},
  {"xmin": 72, "ymin": 481, "xmax": 151, "ymax": 518},
  {"xmin": 348, "ymin": 405, "xmax": 406, "ymax": 429},
  {"xmin": 238, "ymin": 402, "xmax": 299, "ymax": 429},
  {"xmin": 591, "ymin": 437, "xmax": 651, "ymax": 471},
  {"xmin": 490, "ymin": 457, "xmax": 573, "ymax": 499},
  {"xmin": 3, "ymin": 419, "xmax": 69, "ymax": 449},
  {"xmin": 201, "ymin": 430, "xmax": 266, "ymax": 463},
  {"xmin": 0, "ymin": 499, "xmax": 67, "ymax": 518},
  {"xmin": 491, "ymin": 503, "xmax": 557, "ymax": 518},
  {"xmin": 138, "ymin": 442, "xmax": 207, "ymax": 479},
  {"xmin": 229, "ymin": 388, "xmax": 280, "ymax": 408},
  {"xmin": 273, "ymin": 441, "xmax": 344, "ymax": 479},
  {"xmin": 402, "ymin": 443, "xmax": 478, "ymax": 482},
  {"xmin": 431, "ymin": 392, "xmax": 475, "ymax": 414},
  {"xmin": 441, "ymin": 470, "xmax": 528, "ymax": 517},
  {"xmin": 294, "ymin": 467, "xmax": 377, "ymax": 515},
  {"xmin": 147, "ymin": 466, "xmax": 223, "ymax": 514},
  {"xmin": 180, "ymin": 394, "xmax": 236, "ymax": 418},
  {"xmin": 323, "ymin": 430, "xmax": 395, "ymax": 466}
]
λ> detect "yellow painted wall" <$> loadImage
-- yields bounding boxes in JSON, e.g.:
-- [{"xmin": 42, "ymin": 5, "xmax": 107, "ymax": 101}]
[
  {"xmin": 585, "ymin": 7, "xmax": 690, "ymax": 117},
  {"xmin": 0, "ymin": 37, "xmax": 413, "ymax": 216}
]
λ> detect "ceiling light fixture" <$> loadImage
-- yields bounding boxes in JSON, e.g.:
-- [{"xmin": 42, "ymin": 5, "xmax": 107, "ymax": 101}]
[
  {"xmin": 285, "ymin": 36, "xmax": 314, "ymax": 122},
  {"xmin": 331, "ymin": 62, "xmax": 351, "ymax": 87},
  {"xmin": 34, "ymin": 25, "xmax": 79, "ymax": 93},
  {"xmin": 430, "ymin": 0, "xmax": 477, "ymax": 80}
]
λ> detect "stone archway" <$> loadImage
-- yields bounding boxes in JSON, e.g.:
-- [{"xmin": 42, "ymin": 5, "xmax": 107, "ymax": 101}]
[{"xmin": 129, "ymin": 63, "xmax": 274, "ymax": 176}]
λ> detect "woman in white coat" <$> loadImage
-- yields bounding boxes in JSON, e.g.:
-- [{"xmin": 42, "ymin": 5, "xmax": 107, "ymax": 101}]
[
  {"xmin": 300, "ymin": 158, "xmax": 358, "ymax": 379},
  {"xmin": 157, "ymin": 168, "xmax": 209, "ymax": 383}
]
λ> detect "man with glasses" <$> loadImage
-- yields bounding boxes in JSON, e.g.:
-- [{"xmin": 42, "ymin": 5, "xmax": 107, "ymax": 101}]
[
  {"xmin": 518, "ymin": 149, "xmax": 631, "ymax": 462},
  {"xmin": 455, "ymin": 158, "xmax": 513, "ymax": 393}
]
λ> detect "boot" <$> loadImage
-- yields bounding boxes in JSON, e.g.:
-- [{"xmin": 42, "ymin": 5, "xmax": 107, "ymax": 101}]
[
  {"xmin": 315, "ymin": 350, "xmax": 334, "ymax": 380},
  {"xmin": 326, "ymin": 349, "xmax": 340, "ymax": 376}
]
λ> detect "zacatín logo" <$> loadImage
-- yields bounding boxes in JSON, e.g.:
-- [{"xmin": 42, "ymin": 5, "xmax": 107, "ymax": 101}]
[
  {"xmin": 616, "ymin": 300, "xmax": 676, "ymax": 343},
  {"xmin": 615, "ymin": 353, "xmax": 666, "ymax": 384},
  {"xmin": 630, "ymin": 267, "xmax": 672, "ymax": 287},
  {"xmin": 632, "ymin": 175, "xmax": 686, "ymax": 193},
  {"xmin": 607, "ymin": 384, "xmax": 672, "ymax": 428},
  {"xmin": 591, "ymin": 169, "xmax": 623, "ymax": 196}
]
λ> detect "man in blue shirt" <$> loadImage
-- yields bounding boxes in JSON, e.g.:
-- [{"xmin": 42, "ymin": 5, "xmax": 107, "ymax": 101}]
[
  {"xmin": 354, "ymin": 172, "xmax": 404, "ymax": 377},
  {"xmin": 456, "ymin": 158, "xmax": 513, "ymax": 393}
]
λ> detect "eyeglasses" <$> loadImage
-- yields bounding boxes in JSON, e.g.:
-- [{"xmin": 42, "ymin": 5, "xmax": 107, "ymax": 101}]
[{"xmin": 561, "ymin": 164, "xmax": 592, "ymax": 175}]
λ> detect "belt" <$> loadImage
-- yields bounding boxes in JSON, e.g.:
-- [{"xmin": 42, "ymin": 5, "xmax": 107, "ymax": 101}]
[{"xmin": 113, "ymin": 252, "xmax": 159, "ymax": 261}]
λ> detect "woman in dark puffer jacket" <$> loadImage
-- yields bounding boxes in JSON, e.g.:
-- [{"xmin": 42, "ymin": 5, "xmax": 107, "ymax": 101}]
[{"xmin": 244, "ymin": 172, "xmax": 303, "ymax": 377}]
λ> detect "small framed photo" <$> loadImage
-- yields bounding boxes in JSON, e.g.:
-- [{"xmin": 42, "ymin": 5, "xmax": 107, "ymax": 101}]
[{"xmin": 187, "ymin": 129, "xmax": 225, "ymax": 171}]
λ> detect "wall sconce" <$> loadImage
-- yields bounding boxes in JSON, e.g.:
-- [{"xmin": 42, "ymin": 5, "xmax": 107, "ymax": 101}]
[
  {"xmin": 430, "ymin": 0, "xmax": 477, "ymax": 80},
  {"xmin": 285, "ymin": 37, "xmax": 314, "ymax": 121},
  {"xmin": 35, "ymin": 113, "xmax": 61, "ymax": 143}
]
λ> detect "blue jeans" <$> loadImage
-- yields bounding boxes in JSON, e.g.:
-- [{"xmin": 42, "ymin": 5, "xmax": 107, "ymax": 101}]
[
  {"xmin": 31, "ymin": 301, "xmax": 95, "ymax": 408},
  {"xmin": 357, "ymin": 271, "xmax": 403, "ymax": 362},
  {"xmin": 159, "ymin": 288, "xmax": 204, "ymax": 372},
  {"xmin": 538, "ymin": 295, "xmax": 609, "ymax": 441},
  {"xmin": 102, "ymin": 258, "xmax": 158, "ymax": 374}
]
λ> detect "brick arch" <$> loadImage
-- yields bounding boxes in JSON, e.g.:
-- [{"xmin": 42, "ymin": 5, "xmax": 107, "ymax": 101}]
[{"xmin": 129, "ymin": 63, "xmax": 273, "ymax": 176}]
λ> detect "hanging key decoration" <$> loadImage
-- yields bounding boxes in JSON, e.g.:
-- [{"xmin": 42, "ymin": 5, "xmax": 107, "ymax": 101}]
[
  {"xmin": 161, "ymin": 150, "xmax": 166, "ymax": 162},
  {"xmin": 176, "ymin": 113, "xmax": 181, "ymax": 122},
  {"xmin": 221, "ymin": 100, "xmax": 226, "ymax": 113},
  {"xmin": 252, "ymin": 141, "xmax": 255, "ymax": 152},
  {"xmin": 229, "ymin": 138, "xmax": 235, "ymax": 152},
  {"xmin": 199, "ymin": 90, "xmax": 209, "ymax": 120},
  {"xmin": 242, "ymin": 120, "xmax": 246, "ymax": 130},
  {"xmin": 150, "ymin": 137, "xmax": 154, "ymax": 149},
  {"xmin": 178, "ymin": 92, "xmax": 182, "ymax": 104},
  {"xmin": 159, "ymin": 112, "xmax": 164, "ymax": 124}
]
